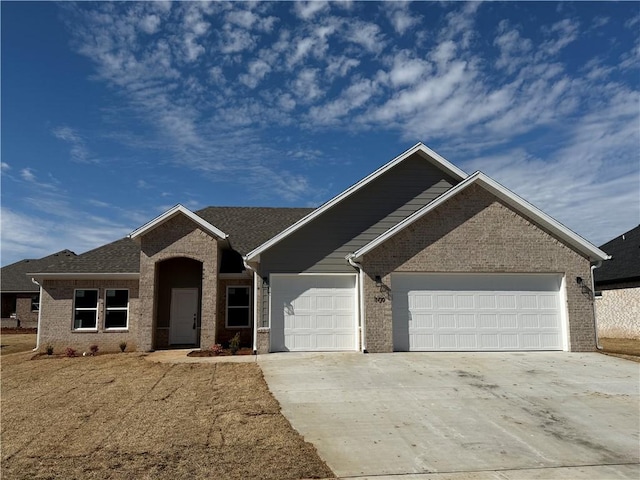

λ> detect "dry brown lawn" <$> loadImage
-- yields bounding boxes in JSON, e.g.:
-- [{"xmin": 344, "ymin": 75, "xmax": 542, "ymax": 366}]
[
  {"xmin": 0, "ymin": 333, "xmax": 37, "ymax": 355},
  {"xmin": 1, "ymin": 351, "xmax": 334, "ymax": 480},
  {"xmin": 599, "ymin": 337, "xmax": 640, "ymax": 362}
]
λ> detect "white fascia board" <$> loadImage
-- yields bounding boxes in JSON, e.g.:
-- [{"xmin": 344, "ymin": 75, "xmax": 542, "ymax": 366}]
[
  {"xmin": 245, "ymin": 143, "xmax": 468, "ymax": 261},
  {"xmin": 28, "ymin": 273, "xmax": 140, "ymax": 281},
  {"xmin": 352, "ymin": 172, "xmax": 610, "ymax": 262},
  {"xmin": 129, "ymin": 204, "xmax": 228, "ymax": 240}
]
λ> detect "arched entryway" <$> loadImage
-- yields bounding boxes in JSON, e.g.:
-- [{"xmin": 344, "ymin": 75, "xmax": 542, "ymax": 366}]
[{"xmin": 154, "ymin": 257, "xmax": 203, "ymax": 349}]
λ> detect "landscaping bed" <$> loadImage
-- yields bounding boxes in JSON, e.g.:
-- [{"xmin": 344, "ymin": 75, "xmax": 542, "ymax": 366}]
[{"xmin": 1, "ymin": 351, "xmax": 335, "ymax": 479}]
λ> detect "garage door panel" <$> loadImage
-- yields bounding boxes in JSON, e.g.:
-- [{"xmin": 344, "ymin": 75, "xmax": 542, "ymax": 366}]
[
  {"xmin": 393, "ymin": 274, "xmax": 564, "ymax": 352},
  {"xmin": 271, "ymin": 275, "xmax": 356, "ymax": 352}
]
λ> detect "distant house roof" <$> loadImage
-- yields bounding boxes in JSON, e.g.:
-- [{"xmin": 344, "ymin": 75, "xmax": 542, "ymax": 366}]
[
  {"xmin": 594, "ymin": 225, "xmax": 640, "ymax": 286},
  {"xmin": 29, "ymin": 207, "xmax": 313, "ymax": 276},
  {"xmin": 1, "ymin": 250, "xmax": 76, "ymax": 292}
]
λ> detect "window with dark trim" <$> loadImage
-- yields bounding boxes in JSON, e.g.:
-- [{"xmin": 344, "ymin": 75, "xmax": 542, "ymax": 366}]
[
  {"xmin": 31, "ymin": 294, "xmax": 40, "ymax": 312},
  {"xmin": 73, "ymin": 289, "xmax": 98, "ymax": 330},
  {"xmin": 105, "ymin": 289, "xmax": 129, "ymax": 330},
  {"xmin": 226, "ymin": 286, "xmax": 250, "ymax": 328}
]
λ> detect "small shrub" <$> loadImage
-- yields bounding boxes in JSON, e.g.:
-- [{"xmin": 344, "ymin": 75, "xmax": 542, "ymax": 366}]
[
  {"xmin": 210, "ymin": 344, "xmax": 223, "ymax": 355},
  {"xmin": 89, "ymin": 344, "xmax": 99, "ymax": 356},
  {"xmin": 45, "ymin": 344, "xmax": 54, "ymax": 356},
  {"xmin": 119, "ymin": 341, "xmax": 127, "ymax": 353},
  {"xmin": 229, "ymin": 333, "xmax": 241, "ymax": 355},
  {"xmin": 65, "ymin": 347, "xmax": 77, "ymax": 358}
]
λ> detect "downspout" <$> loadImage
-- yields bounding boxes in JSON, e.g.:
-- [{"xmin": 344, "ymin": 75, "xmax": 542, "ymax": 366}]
[
  {"xmin": 243, "ymin": 260, "xmax": 259, "ymax": 355},
  {"xmin": 591, "ymin": 261, "xmax": 603, "ymax": 351},
  {"xmin": 31, "ymin": 278, "xmax": 42, "ymax": 352},
  {"xmin": 347, "ymin": 255, "xmax": 367, "ymax": 353}
]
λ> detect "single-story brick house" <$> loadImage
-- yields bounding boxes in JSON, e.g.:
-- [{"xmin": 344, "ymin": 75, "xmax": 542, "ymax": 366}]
[
  {"xmin": 29, "ymin": 143, "xmax": 609, "ymax": 354},
  {"xmin": 1, "ymin": 250, "xmax": 76, "ymax": 329},
  {"xmin": 594, "ymin": 225, "xmax": 640, "ymax": 339}
]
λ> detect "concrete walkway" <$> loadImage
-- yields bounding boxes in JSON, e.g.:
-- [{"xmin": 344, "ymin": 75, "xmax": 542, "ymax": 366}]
[{"xmin": 258, "ymin": 352, "xmax": 640, "ymax": 479}]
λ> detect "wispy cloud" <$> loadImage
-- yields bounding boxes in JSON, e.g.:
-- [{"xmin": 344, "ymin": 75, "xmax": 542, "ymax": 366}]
[
  {"xmin": 53, "ymin": 1, "xmax": 637, "ymax": 245},
  {"xmin": 52, "ymin": 126, "xmax": 97, "ymax": 163}
]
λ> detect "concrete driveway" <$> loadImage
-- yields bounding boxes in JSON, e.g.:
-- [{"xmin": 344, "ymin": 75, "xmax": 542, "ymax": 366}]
[{"xmin": 258, "ymin": 352, "xmax": 639, "ymax": 479}]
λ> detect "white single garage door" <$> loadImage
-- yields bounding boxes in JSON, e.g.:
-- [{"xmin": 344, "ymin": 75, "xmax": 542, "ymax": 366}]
[
  {"xmin": 392, "ymin": 274, "xmax": 565, "ymax": 351},
  {"xmin": 270, "ymin": 275, "xmax": 357, "ymax": 352}
]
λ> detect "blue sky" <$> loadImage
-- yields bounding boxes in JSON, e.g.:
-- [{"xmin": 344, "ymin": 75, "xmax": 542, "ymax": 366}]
[{"xmin": 2, "ymin": 1, "xmax": 639, "ymax": 266}]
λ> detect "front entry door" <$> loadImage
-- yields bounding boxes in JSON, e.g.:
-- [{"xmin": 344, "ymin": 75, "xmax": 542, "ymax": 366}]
[{"xmin": 169, "ymin": 288, "xmax": 198, "ymax": 345}]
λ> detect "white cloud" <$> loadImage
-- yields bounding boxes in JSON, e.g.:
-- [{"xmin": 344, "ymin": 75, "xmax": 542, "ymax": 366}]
[
  {"xmin": 325, "ymin": 55, "xmax": 359, "ymax": 79},
  {"xmin": 384, "ymin": 2, "xmax": 420, "ymax": 35},
  {"xmin": 291, "ymin": 68, "xmax": 323, "ymax": 103},
  {"xmin": 293, "ymin": 1, "xmax": 329, "ymax": 20},
  {"xmin": 385, "ymin": 50, "xmax": 432, "ymax": 87},
  {"xmin": 0, "ymin": 207, "xmax": 132, "ymax": 267},
  {"xmin": 20, "ymin": 168, "xmax": 36, "ymax": 182},
  {"xmin": 139, "ymin": 14, "xmax": 160, "ymax": 34},
  {"xmin": 539, "ymin": 18, "xmax": 580, "ymax": 57},
  {"xmin": 1, "ymin": 162, "xmax": 10, "ymax": 172},
  {"xmin": 494, "ymin": 22, "xmax": 533, "ymax": 74},
  {"xmin": 52, "ymin": 126, "xmax": 96, "ymax": 163},
  {"xmin": 239, "ymin": 59, "xmax": 272, "ymax": 89},
  {"xmin": 345, "ymin": 20, "xmax": 386, "ymax": 53},
  {"xmin": 219, "ymin": 26, "xmax": 256, "ymax": 54},
  {"xmin": 309, "ymin": 78, "xmax": 379, "ymax": 125}
]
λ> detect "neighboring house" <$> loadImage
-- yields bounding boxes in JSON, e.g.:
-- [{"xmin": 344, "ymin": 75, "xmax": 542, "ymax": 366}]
[
  {"xmin": 1, "ymin": 250, "xmax": 76, "ymax": 328},
  {"xmin": 594, "ymin": 225, "xmax": 640, "ymax": 339},
  {"xmin": 29, "ymin": 143, "xmax": 609, "ymax": 354}
]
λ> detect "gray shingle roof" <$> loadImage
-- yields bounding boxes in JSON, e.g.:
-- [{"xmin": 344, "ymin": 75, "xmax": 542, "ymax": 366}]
[
  {"xmin": 30, "ymin": 207, "xmax": 314, "ymax": 275},
  {"xmin": 1, "ymin": 250, "xmax": 76, "ymax": 291},
  {"xmin": 35, "ymin": 237, "xmax": 142, "ymax": 274},
  {"xmin": 594, "ymin": 224, "xmax": 640, "ymax": 285},
  {"xmin": 196, "ymin": 206, "xmax": 313, "ymax": 255}
]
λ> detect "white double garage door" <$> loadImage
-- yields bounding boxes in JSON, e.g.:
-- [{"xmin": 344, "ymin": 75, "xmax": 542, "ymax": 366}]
[{"xmin": 270, "ymin": 273, "xmax": 566, "ymax": 352}]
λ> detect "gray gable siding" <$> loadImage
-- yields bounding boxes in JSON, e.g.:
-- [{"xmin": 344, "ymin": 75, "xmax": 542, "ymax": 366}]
[{"xmin": 260, "ymin": 154, "xmax": 459, "ymax": 274}]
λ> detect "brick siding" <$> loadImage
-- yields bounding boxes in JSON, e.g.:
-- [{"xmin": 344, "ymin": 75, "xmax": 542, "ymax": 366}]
[
  {"xmin": 138, "ymin": 214, "xmax": 219, "ymax": 351},
  {"xmin": 362, "ymin": 184, "xmax": 597, "ymax": 353},
  {"xmin": 596, "ymin": 280, "xmax": 640, "ymax": 339},
  {"xmin": 38, "ymin": 279, "xmax": 139, "ymax": 353}
]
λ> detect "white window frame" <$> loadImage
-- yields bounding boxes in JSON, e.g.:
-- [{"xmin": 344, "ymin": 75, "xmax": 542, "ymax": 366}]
[
  {"xmin": 73, "ymin": 289, "xmax": 99, "ymax": 331},
  {"xmin": 104, "ymin": 288, "xmax": 129, "ymax": 331},
  {"xmin": 226, "ymin": 285, "xmax": 251, "ymax": 329}
]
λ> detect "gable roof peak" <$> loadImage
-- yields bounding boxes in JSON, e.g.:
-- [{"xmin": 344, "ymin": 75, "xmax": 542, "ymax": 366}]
[
  {"xmin": 129, "ymin": 204, "xmax": 228, "ymax": 240},
  {"xmin": 245, "ymin": 143, "xmax": 467, "ymax": 261}
]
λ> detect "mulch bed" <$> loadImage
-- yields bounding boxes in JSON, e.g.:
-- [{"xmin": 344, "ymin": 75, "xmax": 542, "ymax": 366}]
[
  {"xmin": 187, "ymin": 347, "xmax": 254, "ymax": 357},
  {"xmin": 1, "ymin": 328, "xmax": 37, "ymax": 334}
]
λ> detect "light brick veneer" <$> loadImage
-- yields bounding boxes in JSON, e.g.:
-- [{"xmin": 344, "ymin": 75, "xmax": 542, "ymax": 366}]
[
  {"xmin": 362, "ymin": 184, "xmax": 596, "ymax": 353},
  {"xmin": 39, "ymin": 279, "xmax": 139, "ymax": 353},
  {"xmin": 15, "ymin": 294, "xmax": 39, "ymax": 328},
  {"xmin": 138, "ymin": 214, "xmax": 219, "ymax": 351},
  {"xmin": 596, "ymin": 281, "xmax": 640, "ymax": 339}
]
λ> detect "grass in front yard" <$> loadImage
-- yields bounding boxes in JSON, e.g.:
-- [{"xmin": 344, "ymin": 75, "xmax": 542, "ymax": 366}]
[
  {"xmin": 1, "ymin": 352, "xmax": 334, "ymax": 480},
  {"xmin": 600, "ymin": 337, "xmax": 640, "ymax": 362},
  {"xmin": 0, "ymin": 333, "xmax": 36, "ymax": 355}
]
